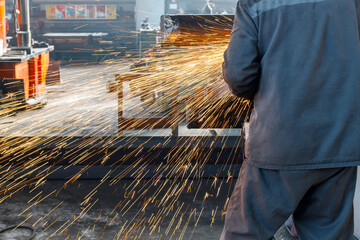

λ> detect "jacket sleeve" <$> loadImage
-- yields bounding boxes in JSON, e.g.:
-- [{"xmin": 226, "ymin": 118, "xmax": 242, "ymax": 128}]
[{"xmin": 223, "ymin": 1, "xmax": 260, "ymax": 100}]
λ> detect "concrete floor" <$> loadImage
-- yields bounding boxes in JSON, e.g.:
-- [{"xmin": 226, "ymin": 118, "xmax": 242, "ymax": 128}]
[{"xmin": 0, "ymin": 179, "xmax": 296, "ymax": 240}]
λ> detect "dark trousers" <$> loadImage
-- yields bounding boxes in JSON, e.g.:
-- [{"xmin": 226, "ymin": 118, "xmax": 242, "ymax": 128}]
[{"xmin": 220, "ymin": 162, "xmax": 357, "ymax": 240}]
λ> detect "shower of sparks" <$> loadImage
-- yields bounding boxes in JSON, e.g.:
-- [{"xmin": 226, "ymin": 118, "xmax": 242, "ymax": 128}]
[{"xmin": 0, "ymin": 16, "xmax": 251, "ymax": 239}]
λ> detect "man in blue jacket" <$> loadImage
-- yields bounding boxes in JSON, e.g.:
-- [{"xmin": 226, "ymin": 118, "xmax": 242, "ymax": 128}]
[{"xmin": 221, "ymin": 0, "xmax": 360, "ymax": 239}]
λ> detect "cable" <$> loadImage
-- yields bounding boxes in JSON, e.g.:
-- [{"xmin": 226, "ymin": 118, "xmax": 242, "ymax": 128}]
[{"xmin": 0, "ymin": 225, "xmax": 35, "ymax": 240}]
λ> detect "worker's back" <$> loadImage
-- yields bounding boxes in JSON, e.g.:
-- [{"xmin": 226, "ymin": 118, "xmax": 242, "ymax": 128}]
[{"xmin": 223, "ymin": 0, "xmax": 360, "ymax": 169}]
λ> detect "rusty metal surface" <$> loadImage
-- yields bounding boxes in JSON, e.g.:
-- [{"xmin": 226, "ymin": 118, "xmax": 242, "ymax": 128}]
[{"xmin": 161, "ymin": 15, "xmax": 234, "ymax": 47}]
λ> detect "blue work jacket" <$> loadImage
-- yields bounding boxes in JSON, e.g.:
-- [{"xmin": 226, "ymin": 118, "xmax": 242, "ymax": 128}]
[{"xmin": 223, "ymin": 0, "xmax": 360, "ymax": 170}]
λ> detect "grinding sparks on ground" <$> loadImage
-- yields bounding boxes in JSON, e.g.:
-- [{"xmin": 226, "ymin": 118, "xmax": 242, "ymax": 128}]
[{"xmin": 0, "ymin": 17, "xmax": 250, "ymax": 239}]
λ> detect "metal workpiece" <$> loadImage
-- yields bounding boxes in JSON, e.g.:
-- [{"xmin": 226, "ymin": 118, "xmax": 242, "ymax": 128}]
[{"xmin": 0, "ymin": 46, "xmax": 54, "ymax": 62}]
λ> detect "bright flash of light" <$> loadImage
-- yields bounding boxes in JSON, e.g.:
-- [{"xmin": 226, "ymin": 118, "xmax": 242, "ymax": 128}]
[{"xmin": 0, "ymin": 16, "xmax": 251, "ymax": 239}]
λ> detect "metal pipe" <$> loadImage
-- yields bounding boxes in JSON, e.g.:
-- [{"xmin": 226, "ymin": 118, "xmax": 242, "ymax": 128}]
[{"xmin": 18, "ymin": 0, "xmax": 31, "ymax": 48}]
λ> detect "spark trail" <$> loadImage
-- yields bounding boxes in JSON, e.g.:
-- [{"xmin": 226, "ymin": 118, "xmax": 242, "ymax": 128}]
[{"xmin": 0, "ymin": 16, "xmax": 251, "ymax": 239}]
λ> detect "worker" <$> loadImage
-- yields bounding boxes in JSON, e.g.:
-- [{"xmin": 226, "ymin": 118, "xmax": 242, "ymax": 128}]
[
  {"xmin": 202, "ymin": 0, "xmax": 216, "ymax": 14},
  {"xmin": 140, "ymin": 16, "xmax": 153, "ymax": 31},
  {"xmin": 221, "ymin": 0, "xmax": 360, "ymax": 239}
]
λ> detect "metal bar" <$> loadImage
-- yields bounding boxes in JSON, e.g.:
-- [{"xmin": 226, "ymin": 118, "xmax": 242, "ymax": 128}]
[
  {"xmin": 18, "ymin": 0, "xmax": 31, "ymax": 48},
  {"xmin": 9, "ymin": 164, "xmax": 242, "ymax": 180},
  {"xmin": 0, "ymin": 136, "xmax": 242, "ymax": 149},
  {"xmin": 0, "ymin": 136, "xmax": 244, "ymax": 169}
]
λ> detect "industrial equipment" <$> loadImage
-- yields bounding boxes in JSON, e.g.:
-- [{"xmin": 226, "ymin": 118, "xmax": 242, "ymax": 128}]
[
  {"xmin": 43, "ymin": 32, "xmax": 111, "ymax": 61},
  {"xmin": 0, "ymin": 0, "xmax": 53, "ymax": 114},
  {"xmin": 115, "ymin": 14, "xmax": 247, "ymax": 134},
  {"xmin": 30, "ymin": 0, "xmax": 137, "ymax": 60}
]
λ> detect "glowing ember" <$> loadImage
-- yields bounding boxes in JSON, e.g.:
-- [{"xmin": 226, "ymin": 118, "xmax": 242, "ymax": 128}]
[{"xmin": 0, "ymin": 17, "xmax": 250, "ymax": 239}]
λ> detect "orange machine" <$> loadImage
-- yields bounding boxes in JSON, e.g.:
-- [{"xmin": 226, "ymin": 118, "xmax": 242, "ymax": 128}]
[
  {"xmin": 0, "ymin": 0, "xmax": 6, "ymax": 52},
  {"xmin": 0, "ymin": 0, "xmax": 53, "ymax": 106}
]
